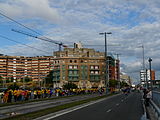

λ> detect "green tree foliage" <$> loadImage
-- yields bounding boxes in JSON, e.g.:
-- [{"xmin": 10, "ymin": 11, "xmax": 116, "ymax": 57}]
[
  {"xmin": 109, "ymin": 79, "xmax": 118, "ymax": 87},
  {"xmin": 120, "ymin": 81, "xmax": 129, "ymax": 88},
  {"xmin": 24, "ymin": 76, "xmax": 32, "ymax": 82},
  {"xmin": 0, "ymin": 76, "xmax": 3, "ymax": 84},
  {"xmin": 63, "ymin": 82, "xmax": 78, "ymax": 90},
  {"xmin": 8, "ymin": 83, "xmax": 19, "ymax": 90},
  {"xmin": 45, "ymin": 71, "xmax": 53, "ymax": 84},
  {"xmin": 10, "ymin": 76, "xmax": 14, "ymax": 82}
]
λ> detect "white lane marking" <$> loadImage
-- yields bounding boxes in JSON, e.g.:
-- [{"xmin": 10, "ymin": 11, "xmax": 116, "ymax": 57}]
[
  {"xmin": 43, "ymin": 98, "xmax": 107, "ymax": 120},
  {"xmin": 107, "ymin": 109, "xmax": 112, "ymax": 113},
  {"xmin": 116, "ymin": 103, "xmax": 119, "ymax": 106}
]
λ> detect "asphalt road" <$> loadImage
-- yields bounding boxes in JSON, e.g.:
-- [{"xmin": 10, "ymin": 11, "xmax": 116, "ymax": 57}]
[
  {"xmin": 48, "ymin": 92, "xmax": 144, "ymax": 120},
  {"xmin": 0, "ymin": 94, "xmax": 100, "ymax": 119}
]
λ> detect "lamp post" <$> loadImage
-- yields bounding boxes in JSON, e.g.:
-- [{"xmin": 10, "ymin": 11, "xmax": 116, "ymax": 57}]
[
  {"xmin": 148, "ymin": 58, "xmax": 152, "ymax": 89},
  {"xmin": 99, "ymin": 32, "xmax": 112, "ymax": 94},
  {"xmin": 138, "ymin": 45, "xmax": 146, "ymax": 87}
]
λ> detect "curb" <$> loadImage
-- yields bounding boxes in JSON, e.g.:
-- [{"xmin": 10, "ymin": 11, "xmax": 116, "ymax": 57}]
[{"xmin": 142, "ymin": 98, "xmax": 149, "ymax": 120}]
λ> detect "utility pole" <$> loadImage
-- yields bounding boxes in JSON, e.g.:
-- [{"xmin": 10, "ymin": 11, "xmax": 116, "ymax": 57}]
[
  {"xmin": 145, "ymin": 69, "xmax": 148, "ymax": 88},
  {"xmin": 99, "ymin": 32, "xmax": 112, "ymax": 94},
  {"xmin": 148, "ymin": 58, "xmax": 153, "ymax": 89}
]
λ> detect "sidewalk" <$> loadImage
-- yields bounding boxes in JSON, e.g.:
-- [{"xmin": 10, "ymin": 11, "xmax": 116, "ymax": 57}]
[{"xmin": 146, "ymin": 106, "xmax": 157, "ymax": 120}]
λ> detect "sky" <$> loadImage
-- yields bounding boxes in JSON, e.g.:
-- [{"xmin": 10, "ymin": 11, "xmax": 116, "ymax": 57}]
[{"xmin": 0, "ymin": 0, "xmax": 160, "ymax": 84}]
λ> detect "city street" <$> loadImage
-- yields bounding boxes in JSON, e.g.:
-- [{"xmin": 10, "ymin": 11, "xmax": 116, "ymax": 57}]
[{"xmin": 45, "ymin": 92, "xmax": 143, "ymax": 120}]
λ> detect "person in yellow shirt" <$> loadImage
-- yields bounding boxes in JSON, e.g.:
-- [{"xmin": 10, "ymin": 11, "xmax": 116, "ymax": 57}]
[{"xmin": 13, "ymin": 89, "xmax": 18, "ymax": 102}]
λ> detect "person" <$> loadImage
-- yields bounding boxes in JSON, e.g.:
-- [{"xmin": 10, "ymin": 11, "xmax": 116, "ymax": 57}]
[
  {"xmin": 7, "ymin": 89, "xmax": 12, "ymax": 103},
  {"xmin": 143, "ymin": 88, "xmax": 147, "ymax": 100},
  {"xmin": 145, "ymin": 89, "xmax": 152, "ymax": 106},
  {"xmin": 3, "ymin": 90, "xmax": 8, "ymax": 103}
]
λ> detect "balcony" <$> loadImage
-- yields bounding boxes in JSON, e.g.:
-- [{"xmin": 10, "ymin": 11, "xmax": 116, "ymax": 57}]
[
  {"xmin": 68, "ymin": 79, "xmax": 79, "ymax": 82},
  {"xmin": 68, "ymin": 74, "xmax": 79, "ymax": 77},
  {"xmin": 68, "ymin": 76, "xmax": 79, "ymax": 82}
]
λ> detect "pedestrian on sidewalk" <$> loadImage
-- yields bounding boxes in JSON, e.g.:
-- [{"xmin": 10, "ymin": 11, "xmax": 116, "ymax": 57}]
[{"xmin": 145, "ymin": 89, "xmax": 152, "ymax": 106}]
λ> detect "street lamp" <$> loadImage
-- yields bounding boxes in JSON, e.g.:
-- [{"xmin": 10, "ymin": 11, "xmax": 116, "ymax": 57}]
[
  {"xmin": 138, "ymin": 45, "xmax": 146, "ymax": 87},
  {"xmin": 148, "ymin": 58, "xmax": 152, "ymax": 89},
  {"xmin": 99, "ymin": 32, "xmax": 112, "ymax": 94}
]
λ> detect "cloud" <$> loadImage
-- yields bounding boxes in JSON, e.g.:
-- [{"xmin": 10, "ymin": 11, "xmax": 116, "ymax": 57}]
[
  {"xmin": 0, "ymin": 39, "xmax": 57, "ymax": 57},
  {"xmin": 0, "ymin": 0, "xmax": 61, "ymax": 23},
  {"xmin": 1, "ymin": 0, "xmax": 160, "ymax": 83}
]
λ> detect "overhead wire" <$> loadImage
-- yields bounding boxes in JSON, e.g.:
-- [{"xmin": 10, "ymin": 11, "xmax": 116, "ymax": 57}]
[
  {"xmin": 0, "ymin": 11, "xmax": 40, "ymax": 35},
  {"xmin": 0, "ymin": 34, "xmax": 51, "ymax": 54},
  {"xmin": 0, "ymin": 11, "xmax": 65, "ymax": 46}
]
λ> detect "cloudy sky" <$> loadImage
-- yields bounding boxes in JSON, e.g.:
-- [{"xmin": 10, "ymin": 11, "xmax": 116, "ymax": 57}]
[{"xmin": 0, "ymin": 0, "xmax": 160, "ymax": 84}]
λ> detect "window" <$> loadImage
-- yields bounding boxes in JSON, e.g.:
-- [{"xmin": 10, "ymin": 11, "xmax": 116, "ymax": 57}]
[
  {"xmin": 95, "ymin": 71, "xmax": 99, "ymax": 74},
  {"xmin": 74, "ymin": 71, "xmax": 78, "ymax": 74},
  {"xmin": 74, "ymin": 65, "xmax": 78, "ymax": 69},
  {"xmin": 91, "ymin": 71, "xmax": 94, "ymax": 74},
  {"xmin": 69, "ymin": 71, "xmax": 73, "ymax": 74},
  {"xmin": 69, "ymin": 65, "xmax": 72, "ymax": 69},
  {"xmin": 95, "ymin": 66, "xmax": 99, "ymax": 69},
  {"xmin": 90, "ymin": 66, "xmax": 94, "ymax": 69}
]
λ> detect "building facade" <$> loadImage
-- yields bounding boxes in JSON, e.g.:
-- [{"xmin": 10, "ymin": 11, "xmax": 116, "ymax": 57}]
[
  {"xmin": 0, "ymin": 43, "xmax": 120, "ymax": 88},
  {"xmin": 140, "ymin": 69, "xmax": 155, "ymax": 87},
  {"xmin": 0, "ymin": 55, "xmax": 54, "ymax": 84},
  {"xmin": 140, "ymin": 69, "xmax": 155, "ymax": 85},
  {"xmin": 120, "ymin": 73, "xmax": 132, "ymax": 86},
  {"xmin": 53, "ymin": 43, "xmax": 120, "ymax": 88}
]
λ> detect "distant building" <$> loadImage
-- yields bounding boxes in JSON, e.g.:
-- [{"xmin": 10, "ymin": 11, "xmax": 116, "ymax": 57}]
[
  {"xmin": 0, "ymin": 55, "xmax": 54, "ymax": 83},
  {"xmin": 0, "ymin": 43, "xmax": 120, "ymax": 88},
  {"xmin": 53, "ymin": 43, "xmax": 120, "ymax": 88},
  {"xmin": 120, "ymin": 73, "xmax": 132, "ymax": 86},
  {"xmin": 53, "ymin": 43, "xmax": 105, "ymax": 88},
  {"xmin": 140, "ymin": 69, "xmax": 155, "ymax": 85}
]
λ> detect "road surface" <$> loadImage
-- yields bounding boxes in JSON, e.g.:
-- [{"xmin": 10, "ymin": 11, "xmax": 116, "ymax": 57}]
[{"xmin": 46, "ymin": 92, "xmax": 144, "ymax": 120}]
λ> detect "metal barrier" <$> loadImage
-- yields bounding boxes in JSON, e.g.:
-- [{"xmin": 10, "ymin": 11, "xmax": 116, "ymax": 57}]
[
  {"xmin": 152, "ymin": 91, "xmax": 160, "ymax": 108},
  {"xmin": 150, "ymin": 91, "xmax": 160, "ymax": 119},
  {"xmin": 150, "ymin": 100, "xmax": 160, "ymax": 120}
]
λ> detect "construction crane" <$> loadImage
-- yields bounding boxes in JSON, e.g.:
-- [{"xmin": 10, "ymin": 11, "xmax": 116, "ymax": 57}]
[
  {"xmin": 66, "ymin": 44, "xmax": 121, "ymax": 47},
  {"xmin": 11, "ymin": 29, "xmax": 67, "ymax": 51}
]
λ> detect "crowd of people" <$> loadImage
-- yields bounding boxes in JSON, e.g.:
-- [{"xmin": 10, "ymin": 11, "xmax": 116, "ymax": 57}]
[{"xmin": 0, "ymin": 88, "xmax": 104, "ymax": 103}]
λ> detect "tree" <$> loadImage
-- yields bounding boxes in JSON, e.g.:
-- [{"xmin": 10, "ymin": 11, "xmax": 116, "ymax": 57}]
[
  {"xmin": 0, "ymin": 76, "xmax": 3, "ymax": 85},
  {"xmin": 10, "ymin": 76, "xmax": 14, "ymax": 82},
  {"xmin": 0, "ymin": 76, "xmax": 2, "ymax": 82},
  {"xmin": 109, "ymin": 79, "xmax": 118, "ymax": 88},
  {"xmin": 45, "ymin": 71, "xmax": 54, "ymax": 84},
  {"xmin": 8, "ymin": 83, "xmax": 19, "ymax": 90},
  {"xmin": 63, "ymin": 82, "xmax": 77, "ymax": 90},
  {"xmin": 120, "ymin": 81, "xmax": 128, "ymax": 88},
  {"xmin": 24, "ymin": 76, "xmax": 32, "ymax": 82}
]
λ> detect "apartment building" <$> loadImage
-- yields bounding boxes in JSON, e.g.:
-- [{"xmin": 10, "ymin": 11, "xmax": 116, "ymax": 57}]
[
  {"xmin": 53, "ymin": 43, "xmax": 120, "ymax": 88},
  {"xmin": 0, "ymin": 43, "xmax": 120, "ymax": 88},
  {"xmin": 120, "ymin": 73, "xmax": 132, "ymax": 86},
  {"xmin": 140, "ymin": 69, "xmax": 155, "ymax": 86},
  {"xmin": 0, "ymin": 55, "xmax": 54, "ymax": 83}
]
